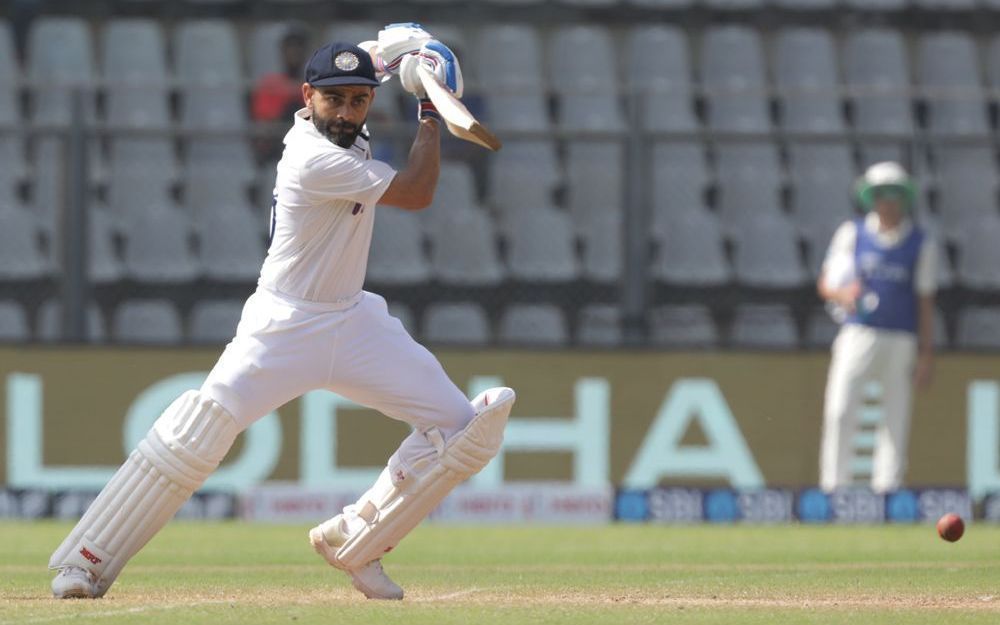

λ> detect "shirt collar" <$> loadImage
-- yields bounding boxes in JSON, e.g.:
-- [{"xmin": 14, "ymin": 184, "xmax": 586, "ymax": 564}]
[{"xmin": 864, "ymin": 211, "xmax": 912, "ymax": 245}]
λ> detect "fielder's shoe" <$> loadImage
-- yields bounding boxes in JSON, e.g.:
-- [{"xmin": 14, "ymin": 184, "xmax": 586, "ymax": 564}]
[
  {"xmin": 51, "ymin": 566, "xmax": 97, "ymax": 599},
  {"xmin": 309, "ymin": 515, "xmax": 404, "ymax": 600}
]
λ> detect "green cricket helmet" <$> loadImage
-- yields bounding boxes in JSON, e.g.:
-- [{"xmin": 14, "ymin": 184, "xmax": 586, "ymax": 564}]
[{"xmin": 855, "ymin": 161, "xmax": 916, "ymax": 212}]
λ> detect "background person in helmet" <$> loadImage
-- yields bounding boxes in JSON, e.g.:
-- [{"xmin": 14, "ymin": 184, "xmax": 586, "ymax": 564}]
[{"xmin": 817, "ymin": 161, "xmax": 939, "ymax": 493}]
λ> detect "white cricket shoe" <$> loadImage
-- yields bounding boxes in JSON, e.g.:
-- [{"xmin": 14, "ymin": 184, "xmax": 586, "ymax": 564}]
[
  {"xmin": 309, "ymin": 516, "xmax": 404, "ymax": 600},
  {"xmin": 348, "ymin": 559, "xmax": 404, "ymax": 600},
  {"xmin": 51, "ymin": 566, "xmax": 97, "ymax": 599}
]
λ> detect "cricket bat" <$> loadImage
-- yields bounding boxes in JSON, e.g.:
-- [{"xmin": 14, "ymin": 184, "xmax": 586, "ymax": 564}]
[{"xmin": 417, "ymin": 65, "xmax": 502, "ymax": 152}]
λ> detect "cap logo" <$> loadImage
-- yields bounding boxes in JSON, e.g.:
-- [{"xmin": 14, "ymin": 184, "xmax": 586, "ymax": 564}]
[{"xmin": 334, "ymin": 51, "xmax": 360, "ymax": 71}]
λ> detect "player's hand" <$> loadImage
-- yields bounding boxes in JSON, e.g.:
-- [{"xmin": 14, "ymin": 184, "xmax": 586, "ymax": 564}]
[
  {"xmin": 376, "ymin": 23, "xmax": 433, "ymax": 76},
  {"xmin": 399, "ymin": 40, "xmax": 463, "ymax": 99},
  {"xmin": 834, "ymin": 281, "xmax": 863, "ymax": 313},
  {"xmin": 914, "ymin": 351, "xmax": 934, "ymax": 390}
]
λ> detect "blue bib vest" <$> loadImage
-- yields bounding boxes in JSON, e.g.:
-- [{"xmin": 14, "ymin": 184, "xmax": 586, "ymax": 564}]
[{"xmin": 845, "ymin": 218, "xmax": 924, "ymax": 334}]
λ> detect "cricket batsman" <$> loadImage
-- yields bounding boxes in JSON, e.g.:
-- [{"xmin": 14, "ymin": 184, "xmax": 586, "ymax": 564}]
[
  {"xmin": 817, "ymin": 161, "xmax": 937, "ymax": 493},
  {"xmin": 49, "ymin": 24, "xmax": 514, "ymax": 601}
]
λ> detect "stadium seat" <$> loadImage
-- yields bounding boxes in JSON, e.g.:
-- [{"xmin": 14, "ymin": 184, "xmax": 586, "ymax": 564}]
[
  {"xmin": 843, "ymin": 0, "xmax": 908, "ymax": 10},
  {"xmin": 731, "ymin": 304, "xmax": 799, "ymax": 349},
  {"xmin": 626, "ymin": 0, "xmax": 693, "ymax": 6},
  {"xmin": 113, "ymin": 299, "xmax": 183, "ymax": 344},
  {"xmin": 175, "ymin": 21, "xmax": 245, "ymax": 131},
  {"xmin": 109, "ymin": 138, "xmax": 178, "ymax": 183},
  {"xmin": 423, "ymin": 302, "xmax": 491, "ymax": 345},
  {"xmin": 626, "ymin": 26, "xmax": 697, "ymax": 132},
  {"xmin": 505, "ymin": 206, "xmax": 579, "ymax": 282},
  {"xmin": 648, "ymin": 305, "xmax": 719, "ymax": 348},
  {"xmin": 548, "ymin": 26, "xmax": 623, "ymax": 131},
  {"xmin": 773, "ymin": 28, "xmax": 843, "ymax": 132},
  {"xmin": 577, "ymin": 304, "xmax": 623, "ymax": 346},
  {"xmin": 0, "ymin": 205, "xmax": 50, "ymax": 280},
  {"xmin": 581, "ymin": 212, "xmax": 623, "ymax": 283},
  {"xmin": 421, "ymin": 162, "xmax": 481, "ymax": 233},
  {"xmin": 103, "ymin": 19, "xmax": 170, "ymax": 128},
  {"xmin": 0, "ymin": 301, "xmax": 29, "ymax": 342},
  {"xmin": 368, "ymin": 208, "xmax": 431, "ymax": 285},
  {"xmin": 325, "ymin": 22, "xmax": 381, "ymax": 49},
  {"xmin": 175, "ymin": 20, "xmax": 242, "ymax": 86},
  {"xmin": 700, "ymin": 26, "xmax": 770, "ymax": 132},
  {"xmin": 486, "ymin": 93, "xmax": 552, "ymax": 132},
  {"xmin": 715, "ymin": 142, "xmax": 784, "ymax": 237},
  {"xmin": 122, "ymin": 205, "xmax": 199, "ymax": 283},
  {"xmin": 651, "ymin": 141, "xmax": 711, "ymax": 233},
  {"xmin": 31, "ymin": 138, "xmax": 65, "ymax": 231},
  {"xmin": 787, "ymin": 142, "xmax": 856, "ymax": 240},
  {"xmin": 843, "ymin": 29, "xmax": 913, "ymax": 136},
  {"xmin": 0, "ymin": 23, "xmax": 21, "ymax": 200},
  {"xmin": 189, "ymin": 299, "xmax": 244, "ymax": 343},
  {"xmin": 0, "ymin": 138, "xmax": 24, "ymax": 206},
  {"xmin": 184, "ymin": 139, "xmax": 255, "ymax": 183},
  {"xmin": 108, "ymin": 163, "xmax": 175, "ymax": 223},
  {"xmin": 732, "ymin": 213, "xmax": 807, "ymax": 288},
  {"xmin": 186, "ymin": 173, "xmax": 249, "ymax": 217},
  {"xmin": 88, "ymin": 208, "xmax": 125, "ymax": 284},
  {"xmin": 0, "ymin": 20, "xmax": 21, "ymax": 127},
  {"xmin": 651, "ymin": 210, "xmax": 730, "ymax": 287},
  {"xmin": 498, "ymin": 304, "xmax": 568, "ymax": 346},
  {"xmin": 773, "ymin": 0, "xmax": 835, "ymax": 9},
  {"xmin": 806, "ymin": 308, "xmax": 840, "ymax": 348},
  {"xmin": 957, "ymin": 307, "xmax": 1000, "ymax": 350},
  {"xmin": 37, "ymin": 299, "xmax": 106, "ymax": 343},
  {"xmin": 430, "ymin": 208, "xmax": 504, "ymax": 285},
  {"xmin": 549, "ymin": 25, "xmax": 616, "ymax": 94},
  {"xmin": 198, "ymin": 205, "xmax": 266, "ymax": 282},
  {"xmin": 248, "ymin": 21, "xmax": 293, "ymax": 81},
  {"xmin": 566, "ymin": 142, "xmax": 624, "ymax": 236},
  {"xmin": 477, "ymin": 25, "xmax": 544, "ymax": 91},
  {"xmin": 933, "ymin": 147, "xmax": 998, "ymax": 242},
  {"xmin": 956, "ymin": 216, "xmax": 1000, "ymax": 289},
  {"xmin": 917, "ymin": 32, "xmax": 987, "ymax": 136},
  {"xmin": 488, "ymin": 141, "xmax": 561, "ymax": 208},
  {"xmin": 27, "ymin": 18, "xmax": 96, "ymax": 125}
]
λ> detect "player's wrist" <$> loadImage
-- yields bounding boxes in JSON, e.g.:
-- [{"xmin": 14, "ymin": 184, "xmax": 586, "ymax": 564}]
[{"xmin": 417, "ymin": 97, "xmax": 441, "ymax": 122}]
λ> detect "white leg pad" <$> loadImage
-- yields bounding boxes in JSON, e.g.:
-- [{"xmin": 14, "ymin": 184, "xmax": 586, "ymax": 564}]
[
  {"xmin": 48, "ymin": 391, "xmax": 240, "ymax": 597},
  {"xmin": 331, "ymin": 387, "xmax": 515, "ymax": 571}
]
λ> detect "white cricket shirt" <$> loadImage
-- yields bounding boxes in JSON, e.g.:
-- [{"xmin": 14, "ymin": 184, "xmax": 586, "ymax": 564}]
[{"xmin": 257, "ymin": 108, "xmax": 397, "ymax": 303}]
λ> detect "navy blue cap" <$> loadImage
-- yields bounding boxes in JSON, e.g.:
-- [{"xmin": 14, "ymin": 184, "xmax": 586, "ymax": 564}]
[{"xmin": 305, "ymin": 42, "xmax": 379, "ymax": 87}]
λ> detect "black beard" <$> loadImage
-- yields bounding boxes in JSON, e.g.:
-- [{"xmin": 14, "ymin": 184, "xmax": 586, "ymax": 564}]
[{"xmin": 312, "ymin": 114, "xmax": 365, "ymax": 149}]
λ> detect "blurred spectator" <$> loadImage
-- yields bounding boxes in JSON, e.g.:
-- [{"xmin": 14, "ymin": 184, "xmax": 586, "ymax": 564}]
[{"xmin": 252, "ymin": 24, "xmax": 309, "ymax": 161}]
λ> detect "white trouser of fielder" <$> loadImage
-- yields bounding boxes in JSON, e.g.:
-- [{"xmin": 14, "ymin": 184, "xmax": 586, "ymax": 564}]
[
  {"xmin": 50, "ymin": 287, "xmax": 475, "ymax": 594},
  {"xmin": 820, "ymin": 324, "xmax": 917, "ymax": 493}
]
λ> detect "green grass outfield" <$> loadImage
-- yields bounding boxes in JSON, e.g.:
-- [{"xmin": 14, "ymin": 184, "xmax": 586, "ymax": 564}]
[{"xmin": 2, "ymin": 521, "xmax": 999, "ymax": 624}]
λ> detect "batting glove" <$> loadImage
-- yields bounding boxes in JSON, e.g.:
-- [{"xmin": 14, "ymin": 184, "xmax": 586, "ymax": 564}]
[
  {"xmin": 399, "ymin": 40, "xmax": 464, "ymax": 99},
  {"xmin": 376, "ymin": 23, "xmax": 433, "ymax": 76}
]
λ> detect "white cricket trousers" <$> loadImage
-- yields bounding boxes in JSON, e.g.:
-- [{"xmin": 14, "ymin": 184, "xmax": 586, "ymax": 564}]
[
  {"xmin": 202, "ymin": 287, "xmax": 475, "ymax": 462},
  {"xmin": 820, "ymin": 324, "xmax": 917, "ymax": 493}
]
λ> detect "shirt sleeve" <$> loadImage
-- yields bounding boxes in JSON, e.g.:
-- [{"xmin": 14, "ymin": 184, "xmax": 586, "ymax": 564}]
[
  {"xmin": 914, "ymin": 235, "xmax": 939, "ymax": 296},
  {"xmin": 822, "ymin": 221, "xmax": 857, "ymax": 273},
  {"xmin": 300, "ymin": 149, "xmax": 397, "ymax": 207}
]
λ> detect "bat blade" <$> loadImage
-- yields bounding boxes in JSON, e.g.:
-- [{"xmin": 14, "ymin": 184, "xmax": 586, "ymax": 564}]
[{"xmin": 416, "ymin": 65, "xmax": 502, "ymax": 152}]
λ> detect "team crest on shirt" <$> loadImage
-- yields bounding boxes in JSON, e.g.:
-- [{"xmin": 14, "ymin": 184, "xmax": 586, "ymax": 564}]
[{"xmin": 335, "ymin": 51, "xmax": 360, "ymax": 71}]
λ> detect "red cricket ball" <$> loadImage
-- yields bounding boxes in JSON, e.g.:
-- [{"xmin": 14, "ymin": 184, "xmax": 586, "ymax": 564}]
[{"xmin": 937, "ymin": 513, "xmax": 965, "ymax": 542}]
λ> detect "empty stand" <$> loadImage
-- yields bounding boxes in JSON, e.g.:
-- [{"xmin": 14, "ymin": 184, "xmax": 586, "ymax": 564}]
[
  {"xmin": 423, "ymin": 302, "xmax": 491, "ymax": 345},
  {"xmin": 498, "ymin": 304, "xmax": 568, "ymax": 346}
]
